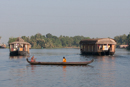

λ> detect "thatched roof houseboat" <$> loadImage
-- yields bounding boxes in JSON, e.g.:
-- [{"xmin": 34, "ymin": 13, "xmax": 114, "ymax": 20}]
[
  {"xmin": 79, "ymin": 38, "xmax": 117, "ymax": 55},
  {"xmin": 9, "ymin": 37, "xmax": 31, "ymax": 56}
]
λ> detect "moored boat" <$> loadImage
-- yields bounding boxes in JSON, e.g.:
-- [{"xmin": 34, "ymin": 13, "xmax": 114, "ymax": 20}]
[
  {"xmin": 79, "ymin": 38, "xmax": 117, "ymax": 56},
  {"xmin": 9, "ymin": 37, "xmax": 31, "ymax": 56},
  {"xmin": 26, "ymin": 58, "xmax": 94, "ymax": 65},
  {"xmin": 0, "ymin": 44, "xmax": 6, "ymax": 48}
]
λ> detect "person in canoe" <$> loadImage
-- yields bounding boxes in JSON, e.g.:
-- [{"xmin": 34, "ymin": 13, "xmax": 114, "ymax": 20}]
[
  {"xmin": 63, "ymin": 57, "xmax": 66, "ymax": 62},
  {"xmin": 31, "ymin": 56, "xmax": 36, "ymax": 62}
]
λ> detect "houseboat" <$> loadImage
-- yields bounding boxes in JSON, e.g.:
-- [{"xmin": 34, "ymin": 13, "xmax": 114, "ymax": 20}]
[
  {"xmin": 79, "ymin": 38, "xmax": 117, "ymax": 56},
  {"xmin": 0, "ymin": 44, "xmax": 6, "ymax": 48},
  {"xmin": 119, "ymin": 45, "xmax": 128, "ymax": 48},
  {"xmin": 9, "ymin": 37, "xmax": 31, "ymax": 56}
]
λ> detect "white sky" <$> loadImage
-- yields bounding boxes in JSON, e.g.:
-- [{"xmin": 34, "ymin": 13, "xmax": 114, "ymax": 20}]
[{"xmin": 0, "ymin": 0, "xmax": 130, "ymax": 44}]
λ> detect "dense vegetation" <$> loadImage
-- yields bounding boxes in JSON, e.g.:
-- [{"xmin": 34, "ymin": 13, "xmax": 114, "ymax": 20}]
[
  {"xmin": 8, "ymin": 33, "xmax": 90, "ymax": 49},
  {"xmin": 126, "ymin": 33, "xmax": 130, "ymax": 50},
  {"xmin": 114, "ymin": 34, "xmax": 128, "ymax": 47},
  {"xmin": 8, "ymin": 32, "xmax": 130, "ymax": 50},
  {"xmin": 114, "ymin": 33, "xmax": 130, "ymax": 50}
]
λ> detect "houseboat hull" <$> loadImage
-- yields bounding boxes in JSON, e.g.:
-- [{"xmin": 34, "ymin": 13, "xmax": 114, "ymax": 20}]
[
  {"xmin": 0, "ymin": 46, "xmax": 6, "ymax": 48},
  {"xmin": 10, "ymin": 51, "xmax": 29, "ymax": 56}
]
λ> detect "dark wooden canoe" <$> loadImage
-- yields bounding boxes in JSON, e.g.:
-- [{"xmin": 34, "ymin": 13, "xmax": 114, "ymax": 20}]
[{"xmin": 26, "ymin": 58, "xmax": 94, "ymax": 65}]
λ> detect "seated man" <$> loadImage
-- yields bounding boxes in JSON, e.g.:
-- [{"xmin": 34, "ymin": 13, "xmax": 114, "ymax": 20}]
[
  {"xmin": 31, "ymin": 56, "xmax": 36, "ymax": 62},
  {"xmin": 63, "ymin": 57, "xmax": 66, "ymax": 62}
]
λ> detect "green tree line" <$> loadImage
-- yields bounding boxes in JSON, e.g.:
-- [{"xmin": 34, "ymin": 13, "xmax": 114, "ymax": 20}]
[
  {"xmin": 114, "ymin": 33, "xmax": 130, "ymax": 50},
  {"xmin": 8, "ymin": 33, "xmax": 90, "ymax": 49},
  {"xmin": 114, "ymin": 34, "xmax": 127, "ymax": 47},
  {"xmin": 126, "ymin": 33, "xmax": 130, "ymax": 50}
]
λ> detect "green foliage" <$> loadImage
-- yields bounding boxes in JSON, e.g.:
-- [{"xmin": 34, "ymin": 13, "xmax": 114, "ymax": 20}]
[
  {"xmin": 114, "ymin": 34, "xmax": 127, "ymax": 47},
  {"xmin": 8, "ymin": 33, "xmax": 130, "ymax": 49},
  {"xmin": 46, "ymin": 33, "xmax": 52, "ymax": 38},
  {"xmin": 72, "ymin": 36, "xmax": 90, "ymax": 47},
  {"xmin": 8, "ymin": 37, "xmax": 17, "ymax": 44},
  {"xmin": 127, "ymin": 33, "xmax": 130, "ymax": 50},
  {"xmin": 21, "ymin": 36, "xmax": 29, "ymax": 42},
  {"xmin": 8, "ymin": 33, "xmax": 90, "ymax": 49},
  {"xmin": 114, "ymin": 33, "xmax": 130, "ymax": 50}
]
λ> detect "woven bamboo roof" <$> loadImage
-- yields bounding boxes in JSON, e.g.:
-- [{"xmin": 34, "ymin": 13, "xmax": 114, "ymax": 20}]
[
  {"xmin": 80, "ymin": 38, "xmax": 116, "ymax": 45},
  {"xmin": 9, "ymin": 37, "xmax": 30, "ymax": 45}
]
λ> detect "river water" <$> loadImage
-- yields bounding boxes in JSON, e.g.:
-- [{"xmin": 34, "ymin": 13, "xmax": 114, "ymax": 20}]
[{"xmin": 0, "ymin": 48, "xmax": 130, "ymax": 87}]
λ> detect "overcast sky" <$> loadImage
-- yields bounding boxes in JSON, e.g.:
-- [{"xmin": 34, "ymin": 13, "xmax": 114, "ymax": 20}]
[{"xmin": 0, "ymin": 0, "xmax": 130, "ymax": 44}]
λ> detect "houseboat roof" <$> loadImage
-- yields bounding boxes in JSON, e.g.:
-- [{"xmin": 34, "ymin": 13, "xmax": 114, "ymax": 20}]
[
  {"xmin": 80, "ymin": 38, "xmax": 116, "ymax": 45},
  {"xmin": 9, "ymin": 37, "xmax": 30, "ymax": 45}
]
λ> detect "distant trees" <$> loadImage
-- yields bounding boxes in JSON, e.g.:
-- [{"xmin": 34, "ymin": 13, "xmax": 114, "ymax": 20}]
[
  {"xmin": 46, "ymin": 33, "xmax": 52, "ymax": 38},
  {"xmin": 114, "ymin": 33, "xmax": 130, "ymax": 50},
  {"xmin": 8, "ymin": 37, "xmax": 17, "ymax": 44},
  {"xmin": 8, "ymin": 33, "xmax": 90, "ymax": 49},
  {"xmin": 114, "ymin": 34, "xmax": 127, "ymax": 48},
  {"xmin": 7, "ymin": 32, "xmax": 130, "ymax": 50},
  {"xmin": 127, "ymin": 33, "xmax": 130, "ymax": 50}
]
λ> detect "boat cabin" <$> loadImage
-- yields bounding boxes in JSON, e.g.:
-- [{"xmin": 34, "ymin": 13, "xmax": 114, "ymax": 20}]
[
  {"xmin": 9, "ymin": 37, "xmax": 31, "ymax": 56},
  {"xmin": 79, "ymin": 38, "xmax": 117, "ymax": 55},
  {"xmin": 0, "ymin": 44, "xmax": 6, "ymax": 48}
]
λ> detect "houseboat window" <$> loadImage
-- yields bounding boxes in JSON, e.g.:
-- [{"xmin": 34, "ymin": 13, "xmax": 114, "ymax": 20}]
[
  {"xmin": 10, "ymin": 45, "xmax": 13, "ymax": 51},
  {"xmin": 88, "ymin": 46, "xmax": 90, "ymax": 51},
  {"xmin": 98, "ymin": 45, "xmax": 102, "ymax": 50},
  {"xmin": 109, "ymin": 45, "xmax": 112, "ymax": 50},
  {"xmin": 103, "ymin": 44, "xmax": 109, "ymax": 51},
  {"xmin": 80, "ymin": 44, "xmax": 83, "ymax": 49},
  {"xmin": 10, "ymin": 45, "xmax": 12, "ymax": 49}
]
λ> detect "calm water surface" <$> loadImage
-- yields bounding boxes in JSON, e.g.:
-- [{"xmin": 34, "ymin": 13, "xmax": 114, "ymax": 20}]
[{"xmin": 0, "ymin": 48, "xmax": 130, "ymax": 87}]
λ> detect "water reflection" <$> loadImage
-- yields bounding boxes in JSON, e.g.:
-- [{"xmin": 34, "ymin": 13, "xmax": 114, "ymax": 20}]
[
  {"xmin": 9, "ymin": 68, "xmax": 27, "ymax": 87},
  {"xmin": 80, "ymin": 55, "xmax": 117, "ymax": 86},
  {"xmin": 9, "ymin": 56, "xmax": 30, "ymax": 59},
  {"xmin": 96, "ymin": 55, "xmax": 115, "ymax": 61},
  {"xmin": 31, "ymin": 65, "xmax": 36, "ymax": 73},
  {"xmin": 63, "ymin": 66, "xmax": 66, "ymax": 72},
  {"xmin": 95, "ymin": 56, "xmax": 116, "ymax": 87},
  {"xmin": 62, "ymin": 66, "xmax": 67, "ymax": 83}
]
